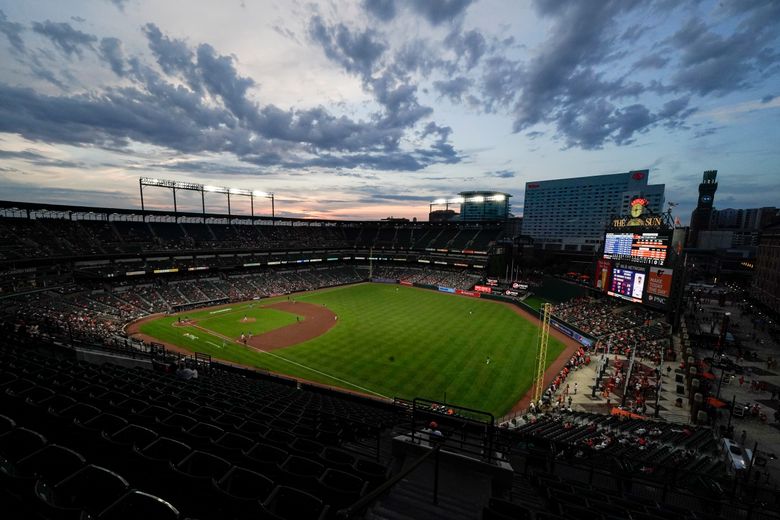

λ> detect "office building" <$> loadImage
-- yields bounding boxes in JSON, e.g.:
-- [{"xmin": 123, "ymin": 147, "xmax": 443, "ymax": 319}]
[{"xmin": 522, "ymin": 170, "xmax": 665, "ymax": 252}]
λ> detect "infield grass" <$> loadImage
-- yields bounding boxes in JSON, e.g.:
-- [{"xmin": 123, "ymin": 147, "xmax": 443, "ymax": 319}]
[{"xmin": 139, "ymin": 283, "xmax": 566, "ymax": 417}]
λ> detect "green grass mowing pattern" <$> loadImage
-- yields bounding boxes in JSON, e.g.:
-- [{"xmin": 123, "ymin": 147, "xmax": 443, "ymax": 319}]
[{"xmin": 140, "ymin": 284, "xmax": 565, "ymax": 417}]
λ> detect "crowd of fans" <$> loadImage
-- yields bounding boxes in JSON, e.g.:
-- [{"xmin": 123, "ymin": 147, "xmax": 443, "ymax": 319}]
[
  {"xmin": 4, "ymin": 266, "xmax": 364, "ymax": 343},
  {"xmin": 512, "ymin": 297, "xmax": 671, "ymax": 420},
  {"xmin": 0, "ymin": 216, "xmax": 506, "ymax": 259},
  {"xmin": 530, "ymin": 346, "xmax": 591, "ymax": 413},
  {"xmin": 370, "ymin": 266, "xmax": 481, "ymax": 290},
  {"xmin": 553, "ymin": 298, "xmax": 667, "ymax": 358},
  {"xmin": 4, "ymin": 266, "xmax": 481, "ymax": 344}
]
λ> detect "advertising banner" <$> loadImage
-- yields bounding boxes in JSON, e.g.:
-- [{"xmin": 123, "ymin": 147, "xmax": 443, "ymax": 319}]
[
  {"xmin": 399, "ymin": 280, "xmax": 414, "ymax": 286},
  {"xmin": 551, "ymin": 320, "xmax": 595, "ymax": 348},
  {"xmin": 473, "ymin": 285, "xmax": 492, "ymax": 294},
  {"xmin": 456, "ymin": 290, "xmax": 480, "ymax": 298},
  {"xmin": 438, "ymin": 286, "xmax": 456, "ymax": 293},
  {"xmin": 372, "ymin": 277, "xmax": 397, "ymax": 284},
  {"xmin": 646, "ymin": 267, "xmax": 673, "ymax": 308},
  {"xmin": 646, "ymin": 267, "xmax": 673, "ymax": 298},
  {"xmin": 595, "ymin": 259, "xmax": 611, "ymax": 292}
]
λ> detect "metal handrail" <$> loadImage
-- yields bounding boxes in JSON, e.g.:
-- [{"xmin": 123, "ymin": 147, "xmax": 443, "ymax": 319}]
[{"xmin": 336, "ymin": 443, "xmax": 440, "ymax": 519}]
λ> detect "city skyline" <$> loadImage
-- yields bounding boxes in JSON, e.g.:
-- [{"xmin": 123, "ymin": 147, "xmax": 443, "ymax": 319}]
[{"xmin": 0, "ymin": 0, "xmax": 778, "ymax": 223}]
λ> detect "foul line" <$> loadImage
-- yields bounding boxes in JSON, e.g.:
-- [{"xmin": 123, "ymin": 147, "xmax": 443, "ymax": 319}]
[{"xmin": 186, "ymin": 323, "xmax": 390, "ymax": 400}]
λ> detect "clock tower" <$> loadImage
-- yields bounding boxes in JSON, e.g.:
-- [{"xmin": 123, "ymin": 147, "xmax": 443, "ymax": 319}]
[{"xmin": 689, "ymin": 170, "xmax": 718, "ymax": 247}]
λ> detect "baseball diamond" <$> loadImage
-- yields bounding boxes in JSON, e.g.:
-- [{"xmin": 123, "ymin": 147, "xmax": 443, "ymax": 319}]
[{"xmin": 128, "ymin": 283, "xmax": 570, "ymax": 416}]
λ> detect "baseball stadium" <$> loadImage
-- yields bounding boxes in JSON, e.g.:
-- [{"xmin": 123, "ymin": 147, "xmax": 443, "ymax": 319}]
[{"xmin": 0, "ymin": 191, "xmax": 776, "ymax": 520}]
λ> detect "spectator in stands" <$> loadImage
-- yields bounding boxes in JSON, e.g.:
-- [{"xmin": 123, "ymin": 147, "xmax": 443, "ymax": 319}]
[
  {"xmin": 428, "ymin": 421, "xmax": 444, "ymax": 443},
  {"xmin": 176, "ymin": 361, "xmax": 198, "ymax": 380}
]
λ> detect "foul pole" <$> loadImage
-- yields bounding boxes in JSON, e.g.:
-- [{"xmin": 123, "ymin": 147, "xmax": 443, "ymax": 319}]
[{"xmin": 532, "ymin": 303, "xmax": 552, "ymax": 405}]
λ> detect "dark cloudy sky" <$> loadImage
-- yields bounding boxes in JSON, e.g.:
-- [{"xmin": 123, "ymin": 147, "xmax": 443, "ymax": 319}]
[{"xmin": 0, "ymin": 0, "xmax": 777, "ymax": 221}]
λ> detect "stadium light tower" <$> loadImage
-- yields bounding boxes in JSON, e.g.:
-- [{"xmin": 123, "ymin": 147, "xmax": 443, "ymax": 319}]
[
  {"xmin": 253, "ymin": 190, "xmax": 275, "ymax": 225},
  {"xmin": 139, "ymin": 177, "xmax": 275, "ymax": 221}
]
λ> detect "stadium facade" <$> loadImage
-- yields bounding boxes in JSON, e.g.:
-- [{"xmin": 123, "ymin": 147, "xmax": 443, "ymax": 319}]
[{"xmin": 522, "ymin": 169, "xmax": 665, "ymax": 252}]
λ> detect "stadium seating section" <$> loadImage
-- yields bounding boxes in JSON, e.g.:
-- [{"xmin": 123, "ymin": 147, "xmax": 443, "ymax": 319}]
[
  {"xmin": 0, "ymin": 217, "xmax": 506, "ymax": 260},
  {"xmin": 0, "ymin": 341, "xmax": 396, "ymax": 519}
]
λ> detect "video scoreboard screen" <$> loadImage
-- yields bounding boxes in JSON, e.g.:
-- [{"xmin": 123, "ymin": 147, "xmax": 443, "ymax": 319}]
[
  {"xmin": 607, "ymin": 267, "xmax": 646, "ymax": 303},
  {"xmin": 603, "ymin": 232, "xmax": 670, "ymax": 266}
]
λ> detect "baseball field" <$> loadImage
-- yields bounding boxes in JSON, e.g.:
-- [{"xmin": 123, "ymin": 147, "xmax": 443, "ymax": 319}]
[{"xmin": 131, "ymin": 283, "xmax": 567, "ymax": 417}]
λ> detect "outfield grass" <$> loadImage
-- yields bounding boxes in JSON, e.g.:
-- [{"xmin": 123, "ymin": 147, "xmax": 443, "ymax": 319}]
[{"xmin": 139, "ymin": 283, "xmax": 566, "ymax": 417}]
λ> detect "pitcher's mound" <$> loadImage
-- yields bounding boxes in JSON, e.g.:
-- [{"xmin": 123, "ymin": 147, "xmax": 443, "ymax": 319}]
[
  {"xmin": 246, "ymin": 302, "xmax": 337, "ymax": 352},
  {"xmin": 240, "ymin": 317, "xmax": 256, "ymax": 323}
]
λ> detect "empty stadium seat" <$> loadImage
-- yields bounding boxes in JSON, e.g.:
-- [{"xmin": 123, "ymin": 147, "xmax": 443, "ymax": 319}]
[
  {"xmin": 0, "ymin": 414, "xmax": 15, "ymax": 436},
  {"xmin": 168, "ymin": 450, "xmax": 231, "ymax": 517},
  {"xmin": 260, "ymin": 485, "xmax": 329, "ymax": 520},
  {"xmin": 320, "ymin": 447, "xmax": 356, "ymax": 471},
  {"xmin": 264, "ymin": 428, "xmax": 296, "ymax": 449},
  {"xmin": 213, "ymin": 465, "xmax": 274, "ymax": 519},
  {"xmin": 2, "ymin": 444, "xmax": 85, "ymax": 498},
  {"xmin": 129, "ymin": 437, "xmax": 191, "ymax": 498},
  {"xmin": 211, "ymin": 431, "xmax": 256, "ymax": 464},
  {"xmin": 353, "ymin": 459, "xmax": 387, "ymax": 490},
  {"xmin": 278, "ymin": 455, "xmax": 325, "ymax": 494},
  {"xmin": 156, "ymin": 413, "xmax": 197, "ymax": 438},
  {"xmin": 245, "ymin": 443, "xmax": 288, "ymax": 479},
  {"xmin": 318, "ymin": 468, "xmax": 366, "ymax": 509},
  {"xmin": 182, "ymin": 421, "xmax": 225, "ymax": 449},
  {"xmin": 97, "ymin": 490, "xmax": 180, "ymax": 520},
  {"xmin": 35, "ymin": 464, "xmax": 130, "ymax": 519},
  {"xmin": 288, "ymin": 437, "xmax": 324, "ymax": 459},
  {"xmin": 0, "ymin": 427, "xmax": 48, "ymax": 467}
]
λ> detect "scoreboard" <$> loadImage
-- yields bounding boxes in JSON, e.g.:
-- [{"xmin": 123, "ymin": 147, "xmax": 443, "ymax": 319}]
[
  {"xmin": 603, "ymin": 232, "xmax": 670, "ymax": 266},
  {"xmin": 599, "ymin": 225, "xmax": 677, "ymax": 310}
]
